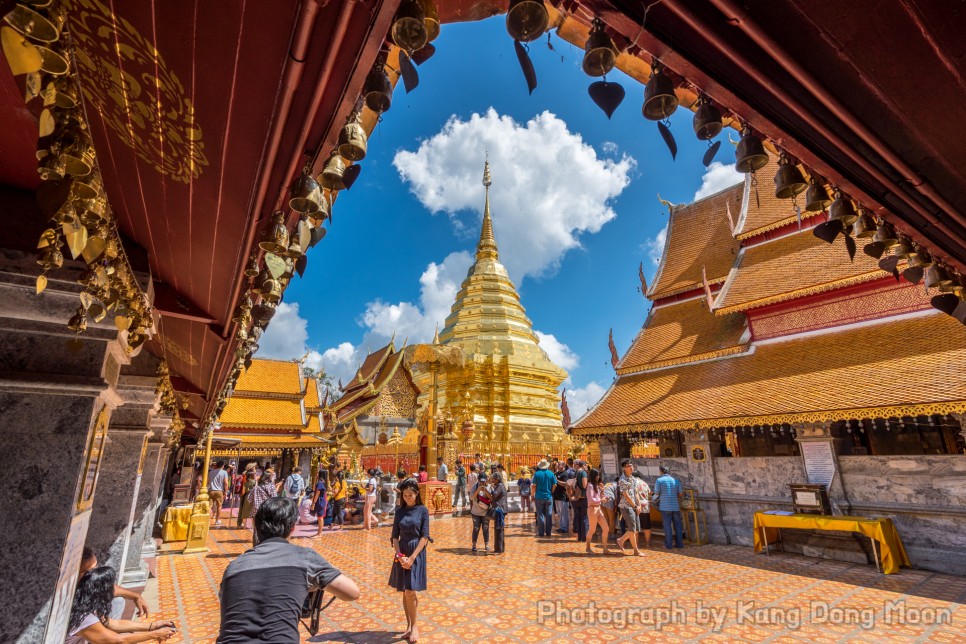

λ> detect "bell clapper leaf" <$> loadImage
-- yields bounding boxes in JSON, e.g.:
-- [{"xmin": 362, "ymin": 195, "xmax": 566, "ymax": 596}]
[
  {"xmin": 514, "ymin": 40, "xmax": 537, "ymax": 95},
  {"xmin": 658, "ymin": 119, "xmax": 677, "ymax": 160}
]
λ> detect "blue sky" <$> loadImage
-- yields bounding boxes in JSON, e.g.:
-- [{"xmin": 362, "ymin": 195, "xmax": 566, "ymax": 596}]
[{"xmin": 258, "ymin": 16, "xmax": 741, "ymax": 417}]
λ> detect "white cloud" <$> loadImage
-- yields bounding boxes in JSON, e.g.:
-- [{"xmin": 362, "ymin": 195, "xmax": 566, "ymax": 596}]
[
  {"xmin": 644, "ymin": 224, "xmax": 668, "ymax": 268},
  {"xmin": 256, "ymin": 302, "xmax": 310, "ymax": 360},
  {"xmin": 601, "ymin": 141, "xmax": 618, "ymax": 155},
  {"xmin": 535, "ymin": 331, "xmax": 579, "ymax": 371},
  {"xmin": 393, "ymin": 108, "xmax": 635, "ymax": 282},
  {"xmin": 565, "ymin": 381, "xmax": 607, "ymax": 422},
  {"xmin": 693, "ymin": 161, "xmax": 742, "ymax": 201}
]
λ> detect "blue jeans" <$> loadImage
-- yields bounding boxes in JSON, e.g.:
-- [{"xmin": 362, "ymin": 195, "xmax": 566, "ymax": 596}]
[
  {"xmin": 661, "ymin": 510, "xmax": 684, "ymax": 548},
  {"xmin": 556, "ymin": 500, "xmax": 570, "ymax": 532},
  {"xmin": 535, "ymin": 498, "xmax": 553, "ymax": 536}
]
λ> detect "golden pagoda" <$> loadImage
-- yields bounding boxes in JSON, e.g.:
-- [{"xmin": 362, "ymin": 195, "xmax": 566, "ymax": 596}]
[{"xmin": 411, "ymin": 160, "xmax": 569, "ymax": 464}]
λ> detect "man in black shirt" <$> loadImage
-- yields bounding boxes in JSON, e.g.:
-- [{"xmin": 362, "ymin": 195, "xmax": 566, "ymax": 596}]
[{"xmin": 217, "ymin": 497, "xmax": 360, "ymax": 643}]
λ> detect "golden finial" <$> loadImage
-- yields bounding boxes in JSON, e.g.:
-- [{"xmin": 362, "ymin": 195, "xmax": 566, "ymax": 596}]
[
  {"xmin": 432, "ymin": 323, "xmax": 440, "ymax": 345},
  {"xmin": 657, "ymin": 193, "xmax": 679, "ymax": 211},
  {"xmin": 483, "ymin": 153, "xmax": 491, "ymax": 188},
  {"xmin": 477, "ymin": 155, "xmax": 499, "ymax": 260}
]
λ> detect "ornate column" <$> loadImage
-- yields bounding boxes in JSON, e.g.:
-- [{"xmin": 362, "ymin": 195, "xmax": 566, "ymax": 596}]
[
  {"xmin": 0, "ymin": 251, "xmax": 131, "ymax": 643},
  {"xmin": 794, "ymin": 421, "xmax": 850, "ymax": 514}
]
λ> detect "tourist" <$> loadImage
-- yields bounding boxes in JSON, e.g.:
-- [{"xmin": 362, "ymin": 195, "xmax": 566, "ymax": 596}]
[
  {"xmin": 207, "ymin": 461, "xmax": 229, "ymax": 526},
  {"xmin": 235, "ymin": 467, "xmax": 257, "ymax": 528},
  {"xmin": 473, "ymin": 453, "xmax": 484, "ymax": 475},
  {"xmin": 517, "ymin": 468, "xmax": 532, "ymax": 514},
  {"xmin": 248, "ymin": 471, "xmax": 276, "ymax": 525},
  {"xmin": 309, "ymin": 469, "xmax": 329, "ymax": 537},
  {"xmin": 79, "ymin": 547, "xmax": 150, "ymax": 618},
  {"xmin": 584, "ymin": 468, "xmax": 612, "ymax": 555},
  {"xmin": 67, "ymin": 566, "xmax": 176, "ymax": 643},
  {"xmin": 653, "ymin": 464, "xmax": 684, "ymax": 549},
  {"xmin": 616, "ymin": 460, "xmax": 646, "ymax": 556},
  {"xmin": 600, "ymin": 476, "xmax": 619, "ymax": 546},
  {"xmin": 632, "ymin": 471, "xmax": 653, "ymax": 549},
  {"xmin": 467, "ymin": 463, "xmax": 478, "ymax": 492},
  {"xmin": 329, "ymin": 469, "xmax": 347, "ymax": 530},
  {"xmin": 571, "ymin": 459, "xmax": 589, "ymax": 543},
  {"xmin": 389, "ymin": 478, "xmax": 431, "ymax": 643},
  {"xmin": 496, "ymin": 463, "xmax": 508, "ymax": 485},
  {"xmin": 469, "ymin": 473, "xmax": 491, "ymax": 552},
  {"xmin": 452, "ymin": 459, "xmax": 468, "ymax": 512},
  {"xmin": 217, "ymin": 498, "xmax": 360, "ymax": 643},
  {"xmin": 436, "ymin": 456, "xmax": 448, "ymax": 481},
  {"xmin": 364, "ymin": 468, "xmax": 380, "ymax": 530},
  {"xmin": 345, "ymin": 485, "xmax": 364, "ymax": 525},
  {"xmin": 416, "ymin": 465, "xmax": 429, "ymax": 483},
  {"xmin": 282, "ymin": 465, "xmax": 306, "ymax": 502},
  {"xmin": 488, "ymin": 471, "xmax": 508, "ymax": 554},
  {"xmin": 553, "ymin": 462, "xmax": 570, "ymax": 534},
  {"xmin": 532, "ymin": 459, "xmax": 555, "ymax": 537}
]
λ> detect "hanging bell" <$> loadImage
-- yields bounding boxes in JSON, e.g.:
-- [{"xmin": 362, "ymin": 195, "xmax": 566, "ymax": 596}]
[
  {"xmin": 506, "ymin": 0, "xmax": 548, "ymax": 43},
  {"xmin": 828, "ymin": 191, "xmax": 858, "ymax": 225},
  {"xmin": 582, "ymin": 18, "xmax": 617, "ymax": 78},
  {"xmin": 892, "ymin": 236, "xmax": 917, "ymax": 260},
  {"xmin": 804, "ymin": 177, "xmax": 831, "ymax": 212},
  {"xmin": 337, "ymin": 112, "xmax": 368, "ymax": 162},
  {"xmin": 63, "ymin": 138, "xmax": 95, "ymax": 177},
  {"xmin": 257, "ymin": 271, "xmax": 282, "ymax": 303},
  {"xmin": 873, "ymin": 222, "xmax": 898, "ymax": 247},
  {"xmin": 244, "ymin": 253, "xmax": 260, "ymax": 278},
  {"xmin": 232, "ymin": 294, "xmax": 252, "ymax": 323},
  {"xmin": 851, "ymin": 210, "xmax": 876, "ymax": 238},
  {"xmin": 363, "ymin": 61, "xmax": 392, "ymax": 114},
  {"xmin": 642, "ymin": 65, "xmax": 678, "ymax": 121},
  {"xmin": 288, "ymin": 172, "xmax": 322, "ymax": 215},
  {"xmin": 692, "ymin": 97, "xmax": 722, "ymax": 141},
  {"xmin": 391, "ymin": 0, "xmax": 428, "ymax": 52},
  {"xmin": 734, "ymin": 127, "xmax": 768, "ymax": 173},
  {"xmin": 258, "ymin": 211, "xmax": 289, "ymax": 255},
  {"xmin": 422, "ymin": 0, "xmax": 440, "ymax": 43},
  {"xmin": 252, "ymin": 301, "xmax": 277, "ymax": 327},
  {"xmin": 319, "ymin": 151, "xmax": 346, "ymax": 191},
  {"xmin": 773, "ymin": 153, "xmax": 807, "ymax": 199},
  {"xmin": 924, "ymin": 265, "xmax": 954, "ymax": 289},
  {"xmin": 908, "ymin": 248, "xmax": 933, "ymax": 269},
  {"xmin": 37, "ymin": 244, "xmax": 64, "ymax": 271},
  {"xmin": 67, "ymin": 307, "xmax": 87, "ymax": 333},
  {"xmin": 285, "ymin": 236, "xmax": 303, "ymax": 260}
]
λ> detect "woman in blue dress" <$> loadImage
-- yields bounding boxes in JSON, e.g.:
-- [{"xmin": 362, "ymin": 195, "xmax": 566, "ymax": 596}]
[{"xmin": 389, "ymin": 478, "xmax": 430, "ymax": 643}]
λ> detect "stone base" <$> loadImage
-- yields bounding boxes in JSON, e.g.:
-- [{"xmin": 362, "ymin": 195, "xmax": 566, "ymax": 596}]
[{"xmin": 120, "ymin": 566, "xmax": 149, "ymax": 587}]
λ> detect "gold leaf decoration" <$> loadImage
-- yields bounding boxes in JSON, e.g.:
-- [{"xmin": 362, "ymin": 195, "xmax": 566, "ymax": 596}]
[
  {"xmin": 89, "ymin": 302, "xmax": 106, "ymax": 322},
  {"xmin": 65, "ymin": 225, "xmax": 88, "ymax": 260},
  {"xmin": 36, "ymin": 274, "xmax": 47, "ymax": 294},
  {"xmin": 79, "ymin": 291, "xmax": 93, "ymax": 309},
  {"xmin": 264, "ymin": 252, "xmax": 286, "ymax": 279},
  {"xmin": 81, "ymin": 235, "xmax": 106, "ymax": 264},
  {"xmin": 115, "ymin": 315, "xmax": 131, "ymax": 331}
]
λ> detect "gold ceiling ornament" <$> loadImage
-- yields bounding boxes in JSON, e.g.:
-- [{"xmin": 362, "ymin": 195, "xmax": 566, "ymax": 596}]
[
  {"xmin": 258, "ymin": 211, "xmax": 289, "ymax": 255},
  {"xmin": 6, "ymin": 0, "xmax": 154, "ymax": 353},
  {"xmin": 337, "ymin": 111, "xmax": 367, "ymax": 162}
]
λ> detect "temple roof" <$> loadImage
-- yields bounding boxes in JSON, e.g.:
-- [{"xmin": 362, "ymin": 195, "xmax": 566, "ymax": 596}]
[
  {"xmin": 732, "ymin": 156, "xmax": 824, "ymax": 239},
  {"xmin": 573, "ymin": 312, "xmax": 966, "ymax": 434},
  {"xmin": 329, "ymin": 342, "xmax": 417, "ymax": 425},
  {"xmin": 617, "ymin": 297, "xmax": 749, "ymax": 375},
  {"xmin": 713, "ymin": 227, "xmax": 886, "ymax": 314},
  {"xmin": 647, "ymin": 184, "xmax": 742, "ymax": 300},
  {"xmin": 304, "ymin": 378, "xmax": 321, "ymax": 410},
  {"xmin": 219, "ymin": 396, "xmax": 305, "ymax": 428},
  {"xmin": 234, "ymin": 358, "xmax": 303, "ymax": 397}
]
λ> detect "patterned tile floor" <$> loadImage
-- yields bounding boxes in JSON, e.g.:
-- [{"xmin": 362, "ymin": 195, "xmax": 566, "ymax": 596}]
[{"xmin": 155, "ymin": 513, "xmax": 966, "ymax": 643}]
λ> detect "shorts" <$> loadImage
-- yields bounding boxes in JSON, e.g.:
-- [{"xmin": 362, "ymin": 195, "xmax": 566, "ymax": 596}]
[
  {"xmin": 209, "ymin": 490, "xmax": 224, "ymax": 507},
  {"xmin": 638, "ymin": 511, "xmax": 652, "ymax": 530},
  {"xmin": 620, "ymin": 506, "xmax": 640, "ymax": 532}
]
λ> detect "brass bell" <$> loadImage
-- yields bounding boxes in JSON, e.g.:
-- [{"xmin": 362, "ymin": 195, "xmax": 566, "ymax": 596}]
[
  {"xmin": 804, "ymin": 177, "xmax": 831, "ymax": 212},
  {"xmin": 310, "ymin": 191, "xmax": 331, "ymax": 224},
  {"xmin": 252, "ymin": 301, "xmax": 277, "ymax": 327},
  {"xmin": 582, "ymin": 18, "xmax": 617, "ymax": 78},
  {"xmin": 337, "ymin": 112, "xmax": 367, "ymax": 162},
  {"xmin": 391, "ymin": 0, "xmax": 428, "ymax": 52},
  {"xmin": 773, "ymin": 153, "xmax": 807, "ymax": 199},
  {"xmin": 828, "ymin": 191, "xmax": 858, "ymax": 225},
  {"xmin": 258, "ymin": 211, "xmax": 289, "ymax": 255},
  {"xmin": 851, "ymin": 210, "xmax": 876, "ymax": 238},
  {"xmin": 925, "ymin": 265, "xmax": 953, "ymax": 289},
  {"xmin": 363, "ymin": 61, "xmax": 392, "ymax": 114},
  {"xmin": 63, "ymin": 138, "xmax": 95, "ymax": 177},
  {"xmin": 319, "ymin": 151, "xmax": 346, "ymax": 191},
  {"xmin": 908, "ymin": 248, "xmax": 933, "ymax": 269},
  {"xmin": 506, "ymin": 0, "xmax": 548, "ymax": 43},
  {"xmin": 642, "ymin": 65, "xmax": 678, "ymax": 121},
  {"xmin": 873, "ymin": 222, "xmax": 898, "ymax": 247},
  {"xmin": 4, "ymin": 4, "xmax": 61, "ymax": 42},
  {"xmin": 38, "ymin": 153, "xmax": 66, "ymax": 181},
  {"xmin": 67, "ymin": 307, "xmax": 87, "ymax": 333},
  {"xmin": 232, "ymin": 294, "xmax": 252, "ymax": 323},
  {"xmin": 893, "ymin": 236, "xmax": 917, "ymax": 260},
  {"xmin": 422, "ymin": 0, "xmax": 440, "ymax": 43},
  {"xmin": 37, "ymin": 244, "xmax": 64, "ymax": 271},
  {"xmin": 244, "ymin": 253, "xmax": 260, "ymax": 278},
  {"xmin": 285, "ymin": 236, "xmax": 303, "ymax": 259},
  {"xmin": 288, "ymin": 172, "xmax": 322, "ymax": 215},
  {"xmin": 692, "ymin": 97, "xmax": 722, "ymax": 141},
  {"xmin": 735, "ymin": 127, "xmax": 768, "ymax": 173},
  {"xmin": 257, "ymin": 272, "xmax": 282, "ymax": 303}
]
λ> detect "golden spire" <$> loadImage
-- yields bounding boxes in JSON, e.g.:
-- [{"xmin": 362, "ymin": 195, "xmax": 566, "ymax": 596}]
[{"xmin": 477, "ymin": 156, "xmax": 499, "ymax": 261}]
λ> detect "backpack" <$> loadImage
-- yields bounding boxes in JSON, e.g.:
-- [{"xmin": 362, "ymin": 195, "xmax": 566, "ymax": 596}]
[
  {"xmin": 565, "ymin": 476, "xmax": 582, "ymax": 502},
  {"xmin": 288, "ymin": 474, "xmax": 301, "ymax": 495}
]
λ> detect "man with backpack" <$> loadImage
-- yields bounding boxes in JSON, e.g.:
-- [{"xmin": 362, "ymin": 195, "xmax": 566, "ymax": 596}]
[
  {"xmin": 568, "ymin": 459, "xmax": 589, "ymax": 543},
  {"xmin": 284, "ymin": 466, "xmax": 306, "ymax": 502}
]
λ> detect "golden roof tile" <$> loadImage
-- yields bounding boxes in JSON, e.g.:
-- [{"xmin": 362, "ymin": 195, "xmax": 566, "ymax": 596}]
[
  {"xmin": 219, "ymin": 397, "xmax": 305, "ymax": 428},
  {"xmin": 574, "ymin": 313, "xmax": 966, "ymax": 434},
  {"xmin": 714, "ymin": 228, "xmax": 886, "ymax": 314},
  {"xmin": 648, "ymin": 184, "xmax": 742, "ymax": 300},
  {"xmin": 217, "ymin": 433, "xmax": 328, "ymax": 448},
  {"xmin": 617, "ymin": 297, "xmax": 749, "ymax": 374},
  {"xmin": 733, "ymin": 156, "xmax": 823, "ymax": 239},
  {"xmin": 235, "ymin": 358, "xmax": 303, "ymax": 396},
  {"xmin": 304, "ymin": 378, "xmax": 321, "ymax": 410}
]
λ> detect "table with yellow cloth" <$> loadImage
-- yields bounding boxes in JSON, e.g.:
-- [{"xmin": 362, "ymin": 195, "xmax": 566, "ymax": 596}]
[
  {"xmin": 753, "ymin": 512, "xmax": 910, "ymax": 574},
  {"xmin": 161, "ymin": 505, "xmax": 194, "ymax": 542}
]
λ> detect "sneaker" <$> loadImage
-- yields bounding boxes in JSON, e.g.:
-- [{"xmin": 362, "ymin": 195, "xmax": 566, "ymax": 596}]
[
  {"xmin": 472, "ymin": 546, "xmax": 477, "ymax": 552},
  {"xmin": 484, "ymin": 545, "xmax": 491, "ymax": 552}
]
